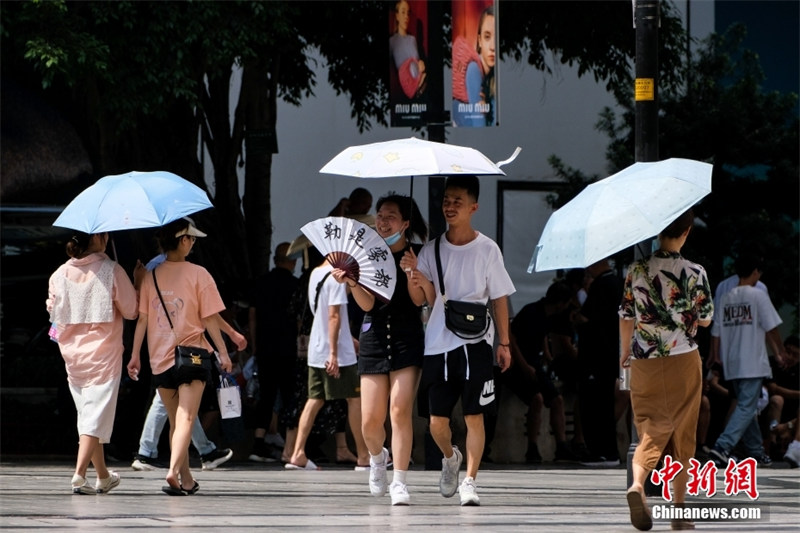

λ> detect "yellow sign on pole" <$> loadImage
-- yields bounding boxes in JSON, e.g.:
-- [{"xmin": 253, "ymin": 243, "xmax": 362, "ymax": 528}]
[{"xmin": 635, "ymin": 78, "xmax": 655, "ymax": 101}]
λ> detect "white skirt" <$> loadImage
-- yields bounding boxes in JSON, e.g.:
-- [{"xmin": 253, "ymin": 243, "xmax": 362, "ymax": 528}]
[{"xmin": 68, "ymin": 376, "xmax": 120, "ymax": 443}]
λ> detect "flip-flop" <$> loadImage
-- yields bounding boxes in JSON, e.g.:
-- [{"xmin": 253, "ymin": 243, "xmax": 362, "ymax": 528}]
[
  {"xmin": 284, "ymin": 459, "xmax": 321, "ymax": 471},
  {"xmin": 181, "ymin": 481, "xmax": 199, "ymax": 495},
  {"xmin": 162, "ymin": 484, "xmax": 186, "ymax": 496},
  {"xmin": 626, "ymin": 488, "xmax": 653, "ymax": 531}
]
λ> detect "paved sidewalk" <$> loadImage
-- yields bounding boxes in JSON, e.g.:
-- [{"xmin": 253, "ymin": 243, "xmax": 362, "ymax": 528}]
[{"xmin": 0, "ymin": 461, "xmax": 797, "ymax": 531}]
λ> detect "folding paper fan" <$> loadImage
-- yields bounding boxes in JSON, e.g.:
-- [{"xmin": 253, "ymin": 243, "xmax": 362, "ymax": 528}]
[{"xmin": 300, "ymin": 216, "xmax": 397, "ymax": 303}]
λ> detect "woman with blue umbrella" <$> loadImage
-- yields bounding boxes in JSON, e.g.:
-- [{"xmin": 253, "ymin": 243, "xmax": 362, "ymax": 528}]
[
  {"xmin": 128, "ymin": 217, "xmax": 232, "ymax": 496},
  {"xmin": 47, "ymin": 231, "xmax": 144, "ymax": 494}
]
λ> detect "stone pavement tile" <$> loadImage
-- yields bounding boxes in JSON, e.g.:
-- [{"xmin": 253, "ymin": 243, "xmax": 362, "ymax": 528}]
[{"xmin": 0, "ymin": 462, "xmax": 797, "ymax": 531}]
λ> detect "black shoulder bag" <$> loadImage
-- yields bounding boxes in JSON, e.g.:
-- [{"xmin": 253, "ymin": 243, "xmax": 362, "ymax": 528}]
[
  {"xmin": 434, "ymin": 236, "xmax": 491, "ymax": 339},
  {"xmin": 153, "ymin": 270, "xmax": 212, "ymax": 381}
]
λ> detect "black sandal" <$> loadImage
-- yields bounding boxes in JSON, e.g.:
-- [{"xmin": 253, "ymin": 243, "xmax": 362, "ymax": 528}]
[
  {"xmin": 181, "ymin": 481, "xmax": 200, "ymax": 495},
  {"xmin": 162, "ymin": 484, "xmax": 186, "ymax": 496}
]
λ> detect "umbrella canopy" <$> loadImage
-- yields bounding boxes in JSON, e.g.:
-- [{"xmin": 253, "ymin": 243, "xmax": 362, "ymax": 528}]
[
  {"xmin": 53, "ymin": 171, "xmax": 213, "ymax": 234},
  {"xmin": 529, "ymin": 158, "xmax": 713, "ymax": 272},
  {"xmin": 301, "ymin": 216, "xmax": 397, "ymax": 303},
  {"xmin": 319, "ymin": 137, "xmax": 519, "ymax": 178}
]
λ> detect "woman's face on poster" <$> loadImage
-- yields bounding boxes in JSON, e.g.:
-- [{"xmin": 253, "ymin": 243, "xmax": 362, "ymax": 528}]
[
  {"xmin": 396, "ymin": 1, "xmax": 410, "ymax": 34},
  {"xmin": 479, "ymin": 14, "xmax": 495, "ymax": 70}
]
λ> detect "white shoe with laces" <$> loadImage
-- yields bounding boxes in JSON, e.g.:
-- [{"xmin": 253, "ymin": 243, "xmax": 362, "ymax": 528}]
[
  {"xmin": 369, "ymin": 447, "xmax": 389, "ymax": 496},
  {"xmin": 439, "ymin": 446, "xmax": 462, "ymax": 498},
  {"xmin": 95, "ymin": 471, "xmax": 120, "ymax": 494},
  {"xmin": 458, "ymin": 476, "xmax": 480, "ymax": 506},
  {"xmin": 389, "ymin": 481, "xmax": 410, "ymax": 505},
  {"xmin": 71, "ymin": 474, "xmax": 95, "ymax": 495}
]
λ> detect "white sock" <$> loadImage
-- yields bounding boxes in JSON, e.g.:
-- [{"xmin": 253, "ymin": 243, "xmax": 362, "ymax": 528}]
[
  {"xmin": 393, "ymin": 469, "xmax": 407, "ymax": 485},
  {"xmin": 445, "ymin": 449, "xmax": 458, "ymax": 462},
  {"xmin": 370, "ymin": 450, "xmax": 385, "ymax": 465}
]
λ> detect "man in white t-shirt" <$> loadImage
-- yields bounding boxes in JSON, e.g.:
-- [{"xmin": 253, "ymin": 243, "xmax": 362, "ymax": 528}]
[
  {"xmin": 709, "ymin": 258, "xmax": 786, "ymax": 467},
  {"xmin": 403, "ymin": 175, "xmax": 514, "ymax": 506},
  {"xmin": 709, "ymin": 253, "xmax": 769, "ymax": 369},
  {"xmin": 286, "ymin": 257, "xmax": 368, "ymax": 470}
]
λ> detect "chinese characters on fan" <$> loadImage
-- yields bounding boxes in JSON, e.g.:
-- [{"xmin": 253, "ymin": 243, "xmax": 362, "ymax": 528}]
[
  {"xmin": 349, "ymin": 227, "xmax": 366, "ymax": 248},
  {"xmin": 651, "ymin": 454, "xmax": 760, "ymax": 502},
  {"xmin": 324, "ymin": 221, "xmax": 342, "ymax": 240}
]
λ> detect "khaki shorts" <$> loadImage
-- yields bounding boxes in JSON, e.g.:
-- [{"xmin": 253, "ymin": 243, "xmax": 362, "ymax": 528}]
[{"xmin": 308, "ymin": 364, "xmax": 360, "ymax": 400}]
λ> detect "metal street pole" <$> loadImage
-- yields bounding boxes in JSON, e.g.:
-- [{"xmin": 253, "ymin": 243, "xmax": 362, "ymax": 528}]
[
  {"xmin": 423, "ymin": 0, "xmax": 446, "ymax": 470},
  {"xmin": 628, "ymin": 0, "xmax": 660, "ymax": 490},
  {"xmin": 426, "ymin": 0, "xmax": 447, "ymax": 239}
]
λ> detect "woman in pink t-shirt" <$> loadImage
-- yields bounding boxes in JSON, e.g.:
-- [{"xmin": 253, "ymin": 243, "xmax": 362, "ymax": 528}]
[
  {"xmin": 128, "ymin": 217, "xmax": 232, "ymax": 496},
  {"xmin": 47, "ymin": 231, "xmax": 142, "ymax": 494}
]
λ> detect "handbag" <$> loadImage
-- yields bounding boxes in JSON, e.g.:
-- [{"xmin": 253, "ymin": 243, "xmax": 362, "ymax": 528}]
[
  {"xmin": 153, "ymin": 270, "xmax": 212, "ymax": 380},
  {"xmin": 217, "ymin": 373, "xmax": 242, "ymax": 420},
  {"xmin": 434, "ymin": 236, "xmax": 491, "ymax": 339}
]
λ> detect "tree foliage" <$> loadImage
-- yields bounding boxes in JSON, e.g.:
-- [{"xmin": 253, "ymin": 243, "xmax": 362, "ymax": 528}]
[
  {"xmin": 554, "ymin": 24, "xmax": 799, "ymax": 320},
  {"xmin": 3, "ymin": 0, "xmax": 689, "ymax": 289}
]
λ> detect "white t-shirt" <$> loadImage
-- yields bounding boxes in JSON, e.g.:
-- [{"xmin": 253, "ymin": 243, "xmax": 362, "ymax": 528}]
[
  {"xmin": 715, "ymin": 274, "xmax": 768, "ymax": 302},
  {"xmin": 307, "ymin": 264, "xmax": 357, "ymax": 369},
  {"xmin": 417, "ymin": 232, "xmax": 515, "ymax": 355},
  {"xmin": 711, "ymin": 285, "xmax": 782, "ymax": 380}
]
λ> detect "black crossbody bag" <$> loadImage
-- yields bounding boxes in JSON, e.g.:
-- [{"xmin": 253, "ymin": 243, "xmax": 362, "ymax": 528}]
[
  {"xmin": 153, "ymin": 270, "xmax": 212, "ymax": 380},
  {"xmin": 434, "ymin": 236, "xmax": 491, "ymax": 339}
]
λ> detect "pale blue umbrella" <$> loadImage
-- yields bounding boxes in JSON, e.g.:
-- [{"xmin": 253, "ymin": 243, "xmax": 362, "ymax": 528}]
[
  {"xmin": 53, "ymin": 171, "xmax": 212, "ymax": 234},
  {"xmin": 529, "ymin": 158, "xmax": 713, "ymax": 272}
]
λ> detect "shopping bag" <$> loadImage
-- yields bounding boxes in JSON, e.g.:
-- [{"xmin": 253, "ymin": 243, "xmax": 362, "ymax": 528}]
[{"xmin": 217, "ymin": 373, "xmax": 242, "ymax": 420}]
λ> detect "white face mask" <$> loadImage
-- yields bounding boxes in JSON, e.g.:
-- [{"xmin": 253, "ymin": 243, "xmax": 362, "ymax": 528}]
[{"xmin": 384, "ymin": 231, "xmax": 403, "ymax": 246}]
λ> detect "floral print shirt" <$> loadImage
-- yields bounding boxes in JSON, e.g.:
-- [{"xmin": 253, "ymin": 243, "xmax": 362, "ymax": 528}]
[{"xmin": 619, "ymin": 250, "xmax": 714, "ymax": 359}]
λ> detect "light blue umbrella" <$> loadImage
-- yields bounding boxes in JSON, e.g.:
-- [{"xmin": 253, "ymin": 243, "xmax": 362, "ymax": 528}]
[
  {"xmin": 53, "ymin": 171, "xmax": 213, "ymax": 233},
  {"xmin": 529, "ymin": 158, "xmax": 713, "ymax": 272}
]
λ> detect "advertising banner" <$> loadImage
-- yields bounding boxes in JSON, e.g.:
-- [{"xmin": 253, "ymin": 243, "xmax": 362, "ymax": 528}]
[
  {"xmin": 451, "ymin": 0, "xmax": 497, "ymax": 127},
  {"xmin": 389, "ymin": 0, "xmax": 430, "ymax": 128}
]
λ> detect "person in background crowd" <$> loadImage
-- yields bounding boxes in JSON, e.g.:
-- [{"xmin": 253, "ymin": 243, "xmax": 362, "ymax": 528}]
[
  {"xmin": 285, "ymin": 253, "xmax": 368, "ymax": 470},
  {"xmin": 708, "ymin": 254, "xmax": 785, "ymax": 469},
  {"xmin": 576, "ymin": 258, "xmax": 624, "ymax": 467},
  {"xmin": 248, "ymin": 242, "xmax": 299, "ymax": 463},
  {"xmin": 502, "ymin": 281, "xmax": 576, "ymax": 464}
]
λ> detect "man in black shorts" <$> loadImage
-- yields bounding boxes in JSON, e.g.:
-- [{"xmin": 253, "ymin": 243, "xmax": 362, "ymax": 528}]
[
  {"xmin": 503, "ymin": 281, "xmax": 576, "ymax": 463},
  {"xmin": 406, "ymin": 176, "xmax": 514, "ymax": 506}
]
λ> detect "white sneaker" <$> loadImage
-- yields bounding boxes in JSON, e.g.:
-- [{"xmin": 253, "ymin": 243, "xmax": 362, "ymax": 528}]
[
  {"xmin": 71, "ymin": 474, "xmax": 95, "ymax": 495},
  {"xmin": 201, "ymin": 448, "xmax": 233, "ymax": 471},
  {"xmin": 439, "ymin": 446, "xmax": 462, "ymax": 498},
  {"xmin": 369, "ymin": 447, "xmax": 389, "ymax": 496},
  {"xmin": 389, "ymin": 481, "xmax": 410, "ymax": 506},
  {"xmin": 95, "ymin": 471, "xmax": 120, "ymax": 494},
  {"xmin": 784, "ymin": 440, "xmax": 800, "ymax": 468},
  {"xmin": 459, "ymin": 476, "xmax": 480, "ymax": 506}
]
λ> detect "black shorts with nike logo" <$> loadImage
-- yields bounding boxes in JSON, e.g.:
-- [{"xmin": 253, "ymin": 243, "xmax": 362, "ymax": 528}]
[{"xmin": 421, "ymin": 341, "xmax": 497, "ymax": 418}]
